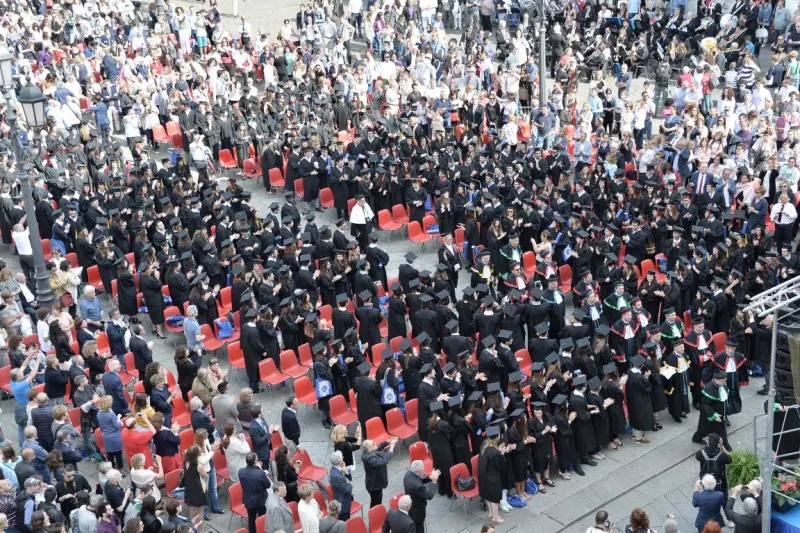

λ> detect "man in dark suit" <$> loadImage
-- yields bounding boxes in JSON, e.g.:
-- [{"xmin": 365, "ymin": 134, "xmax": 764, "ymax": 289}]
[
  {"xmin": 280, "ymin": 396, "xmax": 301, "ymax": 452},
  {"xmin": 692, "ymin": 475, "xmax": 725, "ymax": 532},
  {"xmin": 101, "ymin": 361, "xmax": 129, "ymax": 416},
  {"xmin": 239, "ymin": 452, "xmax": 272, "ymax": 533},
  {"xmin": 128, "ymin": 324, "xmax": 153, "ymax": 379},
  {"xmin": 330, "ymin": 451, "xmax": 354, "ymax": 520},
  {"xmin": 403, "ymin": 462, "xmax": 440, "ymax": 533},
  {"xmin": 249, "ymin": 404, "xmax": 278, "ymax": 471},
  {"xmin": 189, "ymin": 396, "xmax": 217, "ymax": 443},
  {"xmin": 724, "ymin": 486, "xmax": 761, "ymax": 533},
  {"xmin": 382, "ymin": 495, "xmax": 416, "ymax": 533}
]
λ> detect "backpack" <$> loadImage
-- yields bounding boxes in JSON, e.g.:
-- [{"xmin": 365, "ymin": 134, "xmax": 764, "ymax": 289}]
[
  {"xmin": 700, "ymin": 449, "xmax": 724, "ymax": 489},
  {"xmin": 656, "ymin": 64, "xmax": 670, "ymax": 86}
]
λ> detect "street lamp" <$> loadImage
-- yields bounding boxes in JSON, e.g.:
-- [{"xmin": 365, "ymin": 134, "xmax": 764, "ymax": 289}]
[{"xmin": 0, "ymin": 47, "xmax": 54, "ymax": 307}]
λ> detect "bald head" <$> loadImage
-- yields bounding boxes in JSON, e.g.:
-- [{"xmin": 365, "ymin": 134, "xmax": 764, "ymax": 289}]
[{"xmin": 398, "ymin": 495, "xmax": 412, "ymax": 511}]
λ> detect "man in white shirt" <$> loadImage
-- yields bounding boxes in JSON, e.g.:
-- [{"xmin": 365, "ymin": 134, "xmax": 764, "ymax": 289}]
[
  {"xmin": 12, "ymin": 223, "xmax": 34, "ymax": 280},
  {"xmin": 771, "ymin": 193, "xmax": 799, "ymax": 252},
  {"xmin": 349, "ymin": 195, "xmax": 375, "ymax": 250}
]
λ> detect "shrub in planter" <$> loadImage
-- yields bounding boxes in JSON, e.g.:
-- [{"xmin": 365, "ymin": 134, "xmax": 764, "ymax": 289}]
[{"xmin": 727, "ymin": 450, "xmax": 761, "ymax": 488}]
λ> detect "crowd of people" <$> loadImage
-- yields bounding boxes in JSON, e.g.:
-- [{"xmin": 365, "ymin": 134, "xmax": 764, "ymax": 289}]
[{"xmin": 0, "ymin": 0, "xmax": 798, "ymax": 530}]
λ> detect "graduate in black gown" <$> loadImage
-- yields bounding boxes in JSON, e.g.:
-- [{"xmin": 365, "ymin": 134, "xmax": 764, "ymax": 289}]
[
  {"xmin": 692, "ymin": 370, "xmax": 731, "ymax": 450},
  {"xmin": 706, "ymin": 338, "xmax": 748, "ymax": 415},
  {"xmin": 600, "ymin": 363, "xmax": 626, "ymax": 450},
  {"xmin": 427, "ymin": 403, "xmax": 455, "ymax": 497},
  {"xmin": 569, "ymin": 376, "xmax": 598, "ymax": 468},
  {"xmin": 527, "ymin": 401, "xmax": 556, "ymax": 491},
  {"xmin": 662, "ymin": 338, "xmax": 692, "ymax": 423},
  {"xmin": 386, "ymin": 283, "xmax": 408, "ymax": 340},
  {"xmin": 626, "ymin": 354, "xmax": 654, "ymax": 444},
  {"xmin": 586, "ymin": 376, "xmax": 611, "ymax": 458},
  {"xmin": 643, "ymin": 341, "xmax": 668, "ymax": 432},
  {"xmin": 552, "ymin": 394, "xmax": 584, "ymax": 479}
]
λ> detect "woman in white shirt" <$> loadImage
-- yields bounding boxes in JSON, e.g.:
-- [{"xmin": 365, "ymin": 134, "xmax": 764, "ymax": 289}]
[
  {"xmin": 297, "ymin": 485, "xmax": 321, "ymax": 533},
  {"xmin": 130, "ymin": 453, "xmax": 164, "ymax": 504},
  {"xmin": 221, "ymin": 424, "xmax": 251, "ymax": 483}
]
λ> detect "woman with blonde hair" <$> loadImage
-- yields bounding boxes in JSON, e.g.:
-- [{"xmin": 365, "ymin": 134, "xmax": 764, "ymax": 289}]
[
  {"xmin": 182, "ymin": 445, "xmax": 209, "ymax": 528},
  {"xmin": 331, "ymin": 424, "xmax": 362, "ymax": 469},
  {"xmin": 96, "ymin": 396, "xmax": 124, "ymax": 469},
  {"xmin": 130, "ymin": 452, "xmax": 165, "ymax": 503}
]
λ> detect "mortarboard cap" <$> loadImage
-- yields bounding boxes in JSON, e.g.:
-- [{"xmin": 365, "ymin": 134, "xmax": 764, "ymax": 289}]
[
  {"xmin": 602, "ymin": 363, "xmax": 618, "ymax": 376},
  {"xmin": 358, "ymin": 290, "xmax": 373, "ymax": 303},
  {"xmin": 445, "ymin": 320, "xmax": 459, "ymax": 332},
  {"xmin": 545, "ymin": 352, "xmax": 560, "ymax": 365},
  {"xmin": 486, "ymin": 425, "xmax": 501, "ymax": 438},
  {"xmin": 588, "ymin": 376, "xmax": 602, "ymax": 390},
  {"xmin": 631, "ymin": 354, "xmax": 646, "ymax": 368},
  {"xmin": 551, "ymin": 394, "xmax": 568, "ymax": 406},
  {"xmin": 498, "ymin": 330, "xmax": 513, "ymax": 341},
  {"xmin": 508, "ymin": 371, "xmax": 523, "ymax": 383},
  {"xmin": 416, "ymin": 332, "xmax": 431, "ymax": 344},
  {"xmin": 482, "ymin": 335, "xmax": 496, "ymax": 348},
  {"xmin": 356, "ymin": 362, "xmax": 372, "ymax": 376},
  {"xmin": 419, "ymin": 363, "xmax": 433, "ymax": 375},
  {"xmin": 468, "ymin": 391, "xmax": 483, "ymax": 402},
  {"xmin": 487, "ymin": 382, "xmax": 501, "ymax": 394},
  {"xmin": 400, "ymin": 339, "xmax": 412, "ymax": 351},
  {"xmin": 573, "ymin": 375, "xmax": 587, "ymax": 387}
]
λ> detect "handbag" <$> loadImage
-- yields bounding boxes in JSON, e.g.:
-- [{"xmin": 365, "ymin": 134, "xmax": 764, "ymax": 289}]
[
  {"xmin": 60, "ymin": 293, "xmax": 74, "ymax": 308},
  {"xmin": 314, "ymin": 376, "xmax": 333, "ymax": 399},
  {"xmin": 380, "ymin": 368, "xmax": 397, "ymax": 406},
  {"xmin": 215, "ymin": 318, "xmax": 234, "ymax": 339},
  {"xmin": 524, "ymin": 478, "xmax": 538, "ymax": 495},
  {"xmin": 455, "ymin": 474, "xmax": 475, "ymax": 491}
]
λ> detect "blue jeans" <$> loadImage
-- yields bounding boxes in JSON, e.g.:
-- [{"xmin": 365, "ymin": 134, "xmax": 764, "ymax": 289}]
[{"xmin": 205, "ymin": 462, "xmax": 221, "ymax": 514}]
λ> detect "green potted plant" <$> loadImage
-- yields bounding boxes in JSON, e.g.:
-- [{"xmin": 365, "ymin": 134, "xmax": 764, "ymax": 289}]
[{"xmin": 727, "ymin": 450, "xmax": 761, "ymax": 488}]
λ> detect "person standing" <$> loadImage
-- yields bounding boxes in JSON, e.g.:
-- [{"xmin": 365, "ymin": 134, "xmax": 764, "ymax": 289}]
[
  {"xmin": 298, "ymin": 485, "xmax": 321, "ymax": 533},
  {"xmin": 241, "ymin": 308, "xmax": 267, "ymax": 393},
  {"xmin": 692, "ymin": 475, "xmax": 725, "ymax": 533},
  {"xmin": 626, "ymin": 355, "xmax": 654, "ymax": 444},
  {"xmin": 361, "ymin": 437, "xmax": 398, "ymax": 508},
  {"xmin": 382, "ymin": 495, "xmax": 416, "ymax": 533},
  {"xmin": 266, "ymin": 482, "xmax": 294, "ymax": 533},
  {"xmin": 402, "ymin": 460, "xmax": 440, "ymax": 533},
  {"xmin": 239, "ymin": 452, "xmax": 272, "ymax": 533},
  {"xmin": 693, "ymin": 370, "xmax": 731, "ymax": 450},
  {"xmin": 329, "ymin": 451, "xmax": 354, "ymax": 521},
  {"xmin": 771, "ymin": 193, "xmax": 798, "ymax": 252}
]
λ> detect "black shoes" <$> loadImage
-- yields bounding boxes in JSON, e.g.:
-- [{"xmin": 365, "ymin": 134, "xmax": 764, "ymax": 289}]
[
  {"xmin": 673, "ymin": 416, "xmax": 683, "ymax": 423},
  {"xmin": 574, "ymin": 467, "xmax": 586, "ymax": 476}
]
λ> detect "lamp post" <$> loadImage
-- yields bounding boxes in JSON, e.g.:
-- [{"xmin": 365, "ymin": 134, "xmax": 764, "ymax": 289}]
[{"xmin": 0, "ymin": 47, "xmax": 53, "ymax": 307}]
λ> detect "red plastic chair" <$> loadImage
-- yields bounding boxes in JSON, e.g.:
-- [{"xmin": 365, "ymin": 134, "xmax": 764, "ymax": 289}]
[
  {"xmin": 450, "ymin": 463, "xmax": 480, "ymax": 515},
  {"xmin": 515, "ymin": 349, "xmax": 532, "ymax": 376},
  {"xmin": 346, "ymin": 517, "xmax": 368, "ymax": 533},
  {"xmin": 165, "ymin": 469, "xmax": 183, "ymax": 501},
  {"xmin": 41, "ymin": 239, "xmax": 52, "ymax": 259},
  {"xmin": 294, "ymin": 376, "xmax": 318, "ymax": 408},
  {"xmin": 404, "ymin": 398, "xmax": 418, "ymax": 428},
  {"xmin": 164, "ymin": 306, "xmax": 184, "ymax": 343},
  {"xmin": 0, "ymin": 365, "xmax": 10, "ymax": 394},
  {"xmin": 408, "ymin": 221, "xmax": 432, "ymax": 250},
  {"xmin": 683, "ymin": 311, "xmax": 693, "ymax": 331},
  {"xmin": 320, "ymin": 187, "xmax": 334, "ymax": 208},
  {"xmin": 319, "ymin": 305, "xmax": 333, "ymax": 324},
  {"xmin": 280, "ymin": 350, "xmax": 308, "ymax": 379},
  {"xmin": 179, "ymin": 429, "xmax": 195, "ymax": 451},
  {"xmin": 293, "ymin": 448, "xmax": 328, "ymax": 482},
  {"xmin": 214, "ymin": 448, "xmax": 230, "ymax": 484},
  {"xmin": 164, "ymin": 121, "xmax": 181, "ymax": 137},
  {"xmin": 227, "ymin": 340, "xmax": 246, "ymax": 372},
  {"xmin": 368, "ymin": 505, "xmax": 386, "ymax": 533},
  {"xmin": 330, "ymin": 395, "xmax": 358, "ymax": 426},
  {"xmin": 347, "ymin": 198, "xmax": 357, "ymax": 215},
  {"xmin": 255, "ymin": 516, "xmax": 266, "ymax": 533},
  {"xmin": 61, "ymin": 252, "xmax": 78, "ymax": 269},
  {"xmin": 389, "ymin": 492, "xmax": 403, "ymax": 510},
  {"xmin": 268, "ymin": 168, "xmax": 285, "ymax": 191},
  {"xmin": 349, "ymin": 389, "xmax": 358, "ymax": 415},
  {"xmin": 391, "ymin": 204, "xmax": 410, "ymax": 225},
  {"xmin": 298, "ymin": 343, "xmax": 314, "ymax": 369},
  {"xmin": 386, "ymin": 407, "xmax": 416, "ymax": 441},
  {"xmin": 558, "ymin": 264, "xmax": 573, "ymax": 294},
  {"xmin": 87, "ymin": 266, "xmax": 104, "ymax": 292},
  {"xmin": 294, "ymin": 179, "xmax": 304, "ymax": 197},
  {"xmin": 67, "ymin": 407, "xmax": 82, "ymax": 431},
  {"xmin": 219, "ymin": 287, "xmax": 233, "ymax": 312},
  {"xmin": 409, "ymin": 440, "xmax": 434, "ymax": 474},
  {"xmin": 172, "ymin": 396, "xmax": 191, "ymax": 427},
  {"xmin": 214, "ymin": 317, "xmax": 240, "ymax": 343},
  {"xmin": 200, "ymin": 324, "xmax": 225, "ymax": 354},
  {"xmin": 243, "ymin": 158, "xmax": 262, "ymax": 181},
  {"xmin": 171, "ymin": 133, "xmax": 183, "ymax": 150},
  {"xmin": 366, "ymin": 417, "xmax": 391, "ymax": 446},
  {"xmin": 219, "ymin": 149, "xmax": 238, "ymax": 170},
  {"xmin": 522, "ymin": 251, "xmax": 537, "ymax": 279},
  {"xmin": 422, "ymin": 215, "xmax": 438, "ymax": 237},
  {"xmin": 94, "ymin": 428, "xmax": 106, "ymax": 456},
  {"xmin": 378, "ymin": 209, "xmax": 402, "ymax": 234},
  {"xmin": 152, "ymin": 125, "xmax": 170, "ymax": 144},
  {"xmin": 711, "ymin": 332, "xmax": 727, "ymax": 353},
  {"xmin": 259, "ymin": 358, "xmax": 290, "ymax": 391},
  {"xmin": 228, "ymin": 482, "xmax": 248, "ymax": 527}
]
